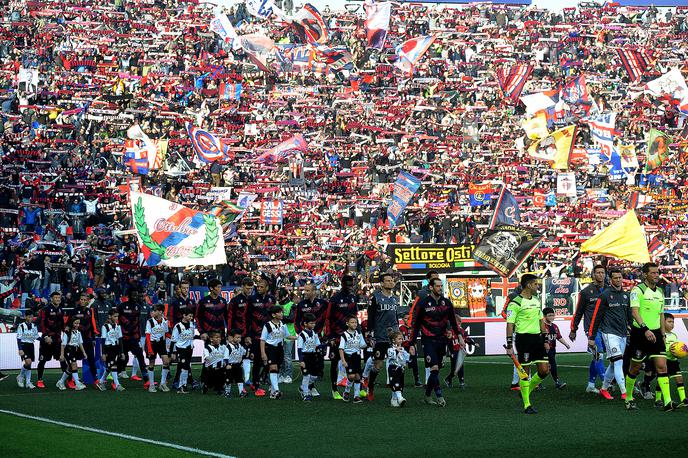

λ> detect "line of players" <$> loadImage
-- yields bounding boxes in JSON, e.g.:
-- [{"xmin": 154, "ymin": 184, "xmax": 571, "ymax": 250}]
[
  {"xmin": 506, "ymin": 263, "xmax": 686, "ymax": 414},
  {"xmin": 16, "ymin": 272, "xmax": 470, "ymax": 407}
]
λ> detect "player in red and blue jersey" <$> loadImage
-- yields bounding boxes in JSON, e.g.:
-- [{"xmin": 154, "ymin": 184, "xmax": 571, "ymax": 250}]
[
  {"xmin": 246, "ymin": 276, "xmax": 276, "ymax": 396},
  {"xmin": 409, "ymin": 277, "xmax": 460, "ymax": 407},
  {"xmin": 325, "ymin": 274, "xmax": 359, "ymax": 400}
]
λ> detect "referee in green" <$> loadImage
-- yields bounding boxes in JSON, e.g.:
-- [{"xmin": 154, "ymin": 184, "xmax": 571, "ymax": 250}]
[
  {"xmin": 624, "ymin": 263, "xmax": 677, "ymax": 411},
  {"xmin": 506, "ymin": 274, "xmax": 550, "ymax": 414}
]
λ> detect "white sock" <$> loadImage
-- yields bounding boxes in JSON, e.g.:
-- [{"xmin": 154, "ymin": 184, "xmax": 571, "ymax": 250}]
[
  {"xmin": 425, "ymin": 368, "xmax": 430, "ymax": 384},
  {"xmin": 269, "ymin": 372, "xmax": 279, "ymax": 392},
  {"xmin": 59, "ymin": 372, "xmax": 68, "ymax": 384},
  {"xmin": 238, "ymin": 382, "xmax": 244, "ymax": 393},
  {"xmin": 19, "ymin": 367, "xmax": 26, "ymax": 378},
  {"xmin": 72, "ymin": 372, "xmax": 80, "ymax": 384},
  {"xmin": 344, "ymin": 379, "xmax": 351, "ymax": 393},
  {"xmin": 131, "ymin": 358, "xmax": 139, "ymax": 376},
  {"xmin": 362, "ymin": 357, "xmax": 373, "ymax": 378},
  {"xmin": 613, "ymin": 359, "xmax": 626, "ymax": 394},
  {"xmin": 148, "ymin": 369, "xmax": 155, "ymax": 385},
  {"xmin": 224, "ymin": 384, "xmax": 231, "ymax": 394},
  {"xmin": 25, "ymin": 369, "xmax": 32, "ymax": 384},
  {"xmin": 112, "ymin": 372, "xmax": 120, "ymax": 386},
  {"xmin": 587, "ymin": 381, "xmax": 596, "ymax": 389},
  {"xmin": 602, "ymin": 364, "xmax": 614, "ymax": 390},
  {"xmin": 338, "ymin": 361, "xmax": 346, "ymax": 380},
  {"xmin": 161, "ymin": 368, "xmax": 169, "ymax": 385},
  {"xmin": 180, "ymin": 369, "xmax": 188, "ymax": 388},
  {"xmin": 354, "ymin": 382, "xmax": 361, "ymax": 397},
  {"xmin": 301, "ymin": 375, "xmax": 310, "ymax": 393},
  {"xmin": 395, "ymin": 391, "xmax": 402, "ymax": 400},
  {"xmin": 242, "ymin": 359, "xmax": 251, "ymax": 383}
]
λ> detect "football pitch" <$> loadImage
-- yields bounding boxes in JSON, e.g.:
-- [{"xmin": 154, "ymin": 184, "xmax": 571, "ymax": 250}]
[{"xmin": 0, "ymin": 353, "xmax": 684, "ymax": 458}]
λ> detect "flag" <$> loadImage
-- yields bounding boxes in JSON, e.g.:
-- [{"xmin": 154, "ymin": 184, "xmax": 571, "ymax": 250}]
[
  {"xmin": 365, "ymin": 1, "xmax": 391, "ymax": 50},
  {"xmin": 556, "ymin": 172, "xmax": 577, "ymax": 197},
  {"xmin": 260, "ymin": 200, "xmax": 284, "ymax": 225},
  {"xmin": 124, "ymin": 142, "xmax": 149, "ymax": 175},
  {"xmin": 489, "ymin": 187, "xmax": 520, "ymax": 229},
  {"xmin": 545, "ymin": 191, "xmax": 557, "ymax": 207},
  {"xmin": 580, "ymin": 210, "xmax": 650, "ymax": 263},
  {"xmin": 644, "ymin": 128, "xmax": 672, "ymax": 172},
  {"xmin": 387, "ymin": 171, "xmax": 421, "ymax": 226},
  {"xmin": 584, "ymin": 112, "xmax": 616, "ymax": 160},
  {"xmin": 219, "ymin": 82, "xmax": 242, "ymax": 101},
  {"xmin": 645, "ymin": 68, "xmax": 688, "ymax": 111},
  {"xmin": 618, "ymin": 144, "xmax": 639, "ymax": 169},
  {"xmin": 616, "ymin": 48, "xmax": 653, "ymax": 81},
  {"xmin": 291, "ymin": 4, "xmax": 328, "ymax": 44},
  {"xmin": 560, "ymin": 74, "xmax": 591, "ymax": 112},
  {"xmin": 496, "ymin": 63, "xmax": 533, "ymax": 103},
  {"xmin": 473, "ymin": 225, "xmax": 544, "ymax": 278},
  {"xmin": 186, "ymin": 123, "xmax": 229, "ymax": 163},
  {"xmin": 648, "ymin": 236, "xmax": 668, "ymax": 260},
  {"xmin": 521, "ymin": 111, "xmax": 549, "ymax": 140},
  {"xmin": 533, "ymin": 190, "xmax": 546, "ymax": 207},
  {"xmin": 628, "ymin": 191, "xmax": 653, "ymax": 209},
  {"xmin": 312, "ymin": 45, "xmax": 354, "ymax": 71},
  {"xmin": 254, "ymin": 134, "xmax": 308, "ymax": 162},
  {"xmin": 469, "ymin": 183, "xmax": 493, "ymax": 207},
  {"xmin": 150, "ymin": 139, "xmax": 168, "ymax": 170},
  {"xmin": 240, "ymin": 34, "xmax": 276, "ymax": 72},
  {"xmin": 528, "ymin": 125, "xmax": 577, "ymax": 169},
  {"xmin": 245, "ymin": 0, "xmax": 286, "ymax": 20},
  {"xmin": 210, "ymin": 13, "xmax": 239, "ymax": 47},
  {"xmin": 130, "ymin": 191, "xmax": 226, "ymax": 267},
  {"xmin": 394, "ymin": 35, "xmax": 435, "ymax": 74},
  {"xmin": 520, "ymin": 92, "xmax": 556, "ymax": 115}
]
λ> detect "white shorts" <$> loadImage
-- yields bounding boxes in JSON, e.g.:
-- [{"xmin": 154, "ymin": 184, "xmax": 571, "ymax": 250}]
[{"xmin": 601, "ymin": 333, "xmax": 626, "ymax": 360}]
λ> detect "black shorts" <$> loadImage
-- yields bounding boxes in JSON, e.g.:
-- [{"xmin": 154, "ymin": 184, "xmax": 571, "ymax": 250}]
[
  {"xmin": 148, "ymin": 339, "xmax": 168, "ymax": 358},
  {"xmin": 20, "ymin": 343, "xmax": 35, "ymax": 361},
  {"xmin": 421, "ymin": 338, "xmax": 447, "ymax": 368},
  {"xmin": 176, "ymin": 347, "xmax": 193, "ymax": 368},
  {"xmin": 373, "ymin": 342, "xmax": 390, "ymax": 361},
  {"xmin": 103, "ymin": 345, "xmax": 122, "ymax": 370},
  {"xmin": 64, "ymin": 346, "xmax": 82, "ymax": 365},
  {"xmin": 265, "ymin": 344, "xmax": 284, "ymax": 367},
  {"xmin": 301, "ymin": 352, "xmax": 324, "ymax": 377},
  {"xmin": 515, "ymin": 333, "xmax": 547, "ymax": 365},
  {"xmin": 344, "ymin": 353, "xmax": 362, "ymax": 376},
  {"xmin": 667, "ymin": 359, "xmax": 681, "ymax": 378},
  {"xmin": 227, "ymin": 363, "xmax": 243, "ymax": 384},
  {"xmin": 38, "ymin": 336, "xmax": 61, "ymax": 362},
  {"xmin": 628, "ymin": 327, "xmax": 665, "ymax": 362}
]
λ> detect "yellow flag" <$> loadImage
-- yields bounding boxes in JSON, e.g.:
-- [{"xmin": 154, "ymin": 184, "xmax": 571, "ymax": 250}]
[
  {"xmin": 528, "ymin": 125, "xmax": 576, "ymax": 170},
  {"xmin": 581, "ymin": 210, "xmax": 650, "ymax": 263},
  {"xmin": 521, "ymin": 111, "xmax": 548, "ymax": 140}
]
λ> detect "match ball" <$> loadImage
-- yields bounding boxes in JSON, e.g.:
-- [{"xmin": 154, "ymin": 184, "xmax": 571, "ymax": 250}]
[{"xmin": 670, "ymin": 342, "xmax": 688, "ymax": 359}]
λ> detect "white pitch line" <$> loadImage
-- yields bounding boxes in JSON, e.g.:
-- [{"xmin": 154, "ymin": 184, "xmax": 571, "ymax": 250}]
[
  {"xmin": 467, "ymin": 361, "xmax": 589, "ymax": 369},
  {"xmin": 0, "ymin": 409, "xmax": 236, "ymax": 458}
]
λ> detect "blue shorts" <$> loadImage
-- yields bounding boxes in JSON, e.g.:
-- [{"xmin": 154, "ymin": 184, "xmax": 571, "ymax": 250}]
[{"xmin": 421, "ymin": 338, "xmax": 446, "ymax": 368}]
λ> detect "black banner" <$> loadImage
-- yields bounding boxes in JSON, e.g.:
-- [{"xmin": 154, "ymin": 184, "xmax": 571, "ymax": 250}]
[{"xmin": 473, "ymin": 225, "xmax": 544, "ymax": 278}]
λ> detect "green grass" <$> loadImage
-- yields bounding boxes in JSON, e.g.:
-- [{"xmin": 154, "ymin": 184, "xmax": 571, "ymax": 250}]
[
  {"xmin": 0, "ymin": 414, "xmax": 201, "ymax": 457},
  {"xmin": 0, "ymin": 354, "xmax": 685, "ymax": 457}
]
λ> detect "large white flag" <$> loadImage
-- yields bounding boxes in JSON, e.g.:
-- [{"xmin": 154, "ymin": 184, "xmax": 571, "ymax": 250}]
[{"xmin": 130, "ymin": 192, "xmax": 226, "ymax": 267}]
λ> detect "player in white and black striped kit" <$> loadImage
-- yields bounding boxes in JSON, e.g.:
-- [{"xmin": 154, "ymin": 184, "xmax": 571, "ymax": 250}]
[
  {"xmin": 260, "ymin": 306, "xmax": 298, "ymax": 399},
  {"xmin": 98, "ymin": 308, "xmax": 125, "ymax": 391},
  {"xmin": 386, "ymin": 330, "xmax": 410, "ymax": 408},
  {"xmin": 145, "ymin": 304, "xmax": 171, "ymax": 393},
  {"xmin": 171, "ymin": 308, "xmax": 197, "ymax": 394},
  {"xmin": 202, "ymin": 331, "xmax": 230, "ymax": 396},
  {"xmin": 226, "ymin": 329, "xmax": 247, "ymax": 398},
  {"xmin": 297, "ymin": 313, "xmax": 323, "ymax": 402},
  {"xmin": 16, "ymin": 309, "xmax": 39, "ymax": 389},
  {"xmin": 339, "ymin": 316, "xmax": 367, "ymax": 403}
]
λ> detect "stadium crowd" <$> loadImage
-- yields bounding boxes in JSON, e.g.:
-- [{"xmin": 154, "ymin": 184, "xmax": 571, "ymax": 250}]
[{"xmin": 0, "ymin": 0, "xmax": 686, "ymax": 413}]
